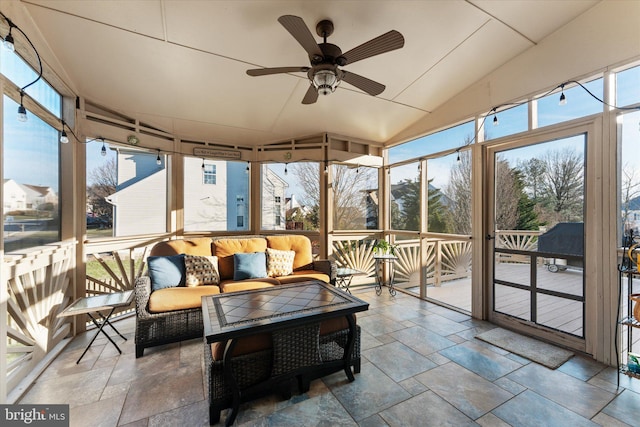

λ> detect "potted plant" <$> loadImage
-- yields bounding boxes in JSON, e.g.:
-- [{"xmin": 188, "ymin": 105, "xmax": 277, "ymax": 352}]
[{"xmin": 373, "ymin": 239, "xmax": 398, "ymax": 256}]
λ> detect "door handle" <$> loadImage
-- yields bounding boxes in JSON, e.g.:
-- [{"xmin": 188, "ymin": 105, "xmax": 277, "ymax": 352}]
[{"xmin": 486, "ymin": 234, "xmax": 495, "ymax": 240}]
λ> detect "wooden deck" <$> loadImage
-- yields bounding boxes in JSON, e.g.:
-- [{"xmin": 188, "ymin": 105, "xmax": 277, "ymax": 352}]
[{"xmin": 399, "ymin": 263, "xmax": 640, "ymax": 353}]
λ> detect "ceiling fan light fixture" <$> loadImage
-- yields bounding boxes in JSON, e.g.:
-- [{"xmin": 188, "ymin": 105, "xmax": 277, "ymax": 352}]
[{"xmin": 313, "ymin": 69, "xmax": 339, "ymax": 96}]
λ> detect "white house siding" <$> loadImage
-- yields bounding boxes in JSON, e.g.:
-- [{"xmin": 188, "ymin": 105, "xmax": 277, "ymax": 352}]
[
  {"xmin": 261, "ymin": 165, "xmax": 287, "ymax": 231},
  {"xmin": 3, "ymin": 179, "xmax": 27, "ymax": 211},
  {"xmin": 184, "ymin": 157, "xmax": 228, "ymax": 231},
  {"xmin": 107, "ymin": 151, "xmax": 167, "ymax": 236}
]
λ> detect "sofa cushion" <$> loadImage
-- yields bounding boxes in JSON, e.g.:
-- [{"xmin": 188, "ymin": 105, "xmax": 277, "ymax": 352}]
[
  {"xmin": 150, "ymin": 237, "xmax": 213, "ymax": 256},
  {"xmin": 147, "ymin": 255, "xmax": 185, "ymax": 290},
  {"xmin": 275, "ymin": 270, "xmax": 330, "ymax": 284},
  {"xmin": 211, "ymin": 332, "xmax": 272, "ymax": 361},
  {"xmin": 214, "ymin": 238, "xmax": 268, "ymax": 280},
  {"xmin": 266, "ymin": 235, "xmax": 314, "ymax": 270},
  {"xmin": 266, "ymin": 248, "xmax": 295, "ymax": 277},
  {"xmin": 184, "ymin": 255, "xmax": 220, "ymax": 286},
  {"xmin": 219, "ymin": 278, "xmax": 279, "ymax": 293},
  {"xmin": 234, "ymin": 252, "xmax": 268, "ymax": 280},
  {"xmin": 148, "ymin": 285, "xmax": 220, "ymax": 312}
]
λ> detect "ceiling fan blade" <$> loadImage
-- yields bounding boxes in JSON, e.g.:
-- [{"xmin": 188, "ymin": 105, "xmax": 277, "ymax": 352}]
[
  {"xmin": 247, "ymin": 66, "xmax": 309, "ymax": 76},
  {"xmin": 341, "ymin": 30, "xmax": 404, "ymax": 65},
  {"xmin": 341, "ymin": 71, "xmax": 385, "ymax": 96},
  {"xmin": 278, "ymin": 15, "xmax": 324, "ymax": 59},
  {"xmin": 302, "ymin": 84, "xmax": 318, "ymax": 104}
]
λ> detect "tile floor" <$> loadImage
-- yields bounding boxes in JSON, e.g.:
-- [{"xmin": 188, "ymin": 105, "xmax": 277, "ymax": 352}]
[{"xmin": 18, "ymin": 287, "xmax": 640, "ymax": 426}]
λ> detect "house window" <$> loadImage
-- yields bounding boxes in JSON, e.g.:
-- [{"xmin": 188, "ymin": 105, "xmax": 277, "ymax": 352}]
[
  {"xmin": 275, "ymin": 196, "xmax": 281, "ymax": 226},
  {"xmin": 203, "ymin": 164, "xmax": 216, "ymax": 185}
]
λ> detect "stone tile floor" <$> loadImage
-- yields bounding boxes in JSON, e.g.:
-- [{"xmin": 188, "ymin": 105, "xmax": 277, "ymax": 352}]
[{"xmin": 19, "ymin": 287, "xmax": 640, "ymax": 426}]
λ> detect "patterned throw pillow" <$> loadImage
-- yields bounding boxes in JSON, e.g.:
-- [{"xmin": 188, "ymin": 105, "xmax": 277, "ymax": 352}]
[
  {"xmin": 266, "ymin": 248, "xmax": 296, "ymax": 277},
  {"xmin": 184, "ymin": 255, "xmax": 220, "ymax": 287}
]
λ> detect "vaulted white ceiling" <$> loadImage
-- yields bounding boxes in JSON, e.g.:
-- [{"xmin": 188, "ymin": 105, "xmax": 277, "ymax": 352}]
[{"xmin": 21, "ymin": 0, "xmax": 599, "ymax": 146}]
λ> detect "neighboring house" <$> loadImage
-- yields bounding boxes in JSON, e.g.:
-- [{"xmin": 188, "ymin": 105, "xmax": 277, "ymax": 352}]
[
  {"xmin": 104, "ymin": 150, "xmax": 285, "ymax": 234},
  {"xmin": 3, "ymin": 179, "xmax": 58, "ymax": 212},
  {"xmin": 261, "ymin": 164, "xmax": 288, "ymax": 231}
]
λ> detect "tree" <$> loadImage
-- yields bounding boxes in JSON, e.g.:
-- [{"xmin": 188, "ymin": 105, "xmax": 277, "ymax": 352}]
[
  {"xmin": 540, "ymin": 147, "xmax": 584, "ymax": 222},
  {"xmin": 391, "ymin": 178, "xmax": 420, "ymax": 230},
  {"xmin": 513, "ymin": 169, "xmax": 542, "ymax": 230},
  {"xmin": 621, "ymin": 163, "xmax": 640, "ymax": 234},
  {"xmin": 291, "ymin": 162, "xmax": 376, "ymax": 230},
  {"xmin": 428, "ymin": 180, "xmax": 452, "ymax": 233},
  {"xmin": 518, "ymin": 158, "xmax": 546, "ymax": 201},
  {"xmin": 494, "ymin": 157, "xmax": 520, "ymax": 230},
  {"xmin": 444, "ymin": 150, "xmax": 472, "ymax": 234},
  {"xmin": 86, "ymin": 157, "xmax": 117, "ymax": 219}
]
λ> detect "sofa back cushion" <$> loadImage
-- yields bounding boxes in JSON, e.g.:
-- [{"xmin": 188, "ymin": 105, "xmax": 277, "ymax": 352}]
[
  {"xmin": 150, "ymin": 237, "xmax": 213, "ymax": 256},
  {"xmin": 213, "ymin": 237, "xmax": 267, "ymax": 280},
  {"xmin": 266, "ymin": 235, "xmax": 313, "ymax": 270}
]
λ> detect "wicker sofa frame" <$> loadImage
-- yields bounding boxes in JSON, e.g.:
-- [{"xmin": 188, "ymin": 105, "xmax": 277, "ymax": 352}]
[{"xmin": 134, "ymin": 235, "xmax": 337, "ymax": 358}]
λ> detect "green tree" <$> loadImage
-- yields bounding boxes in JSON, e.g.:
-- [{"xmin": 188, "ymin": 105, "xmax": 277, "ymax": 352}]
[
  {"xmin": 514, "ymin": 169, "xmax": 542, "ymax": 230},
  {"xmin": 428, "ymin": 180, "xmax": 452, "ymax": 233}
]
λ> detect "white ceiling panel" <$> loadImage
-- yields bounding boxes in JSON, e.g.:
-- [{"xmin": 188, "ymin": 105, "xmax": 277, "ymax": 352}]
[{"xmin": 17, "ymin": 0, "xmax": 602, "ymax": 147}]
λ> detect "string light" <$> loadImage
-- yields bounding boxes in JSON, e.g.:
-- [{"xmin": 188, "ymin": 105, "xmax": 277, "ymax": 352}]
[
  {"xmin": 493, "ymin": 114, "xmax": 499, "ymax": 126},
  {"xmin": 101, "ymin": 140, "xmax": 107, "ymax": 156},
  {"xmin": 324, "ymin": 161, "xmax": 329, "ymax": 174},
  {"xmin": 246, "ymin": 161, "xmax": 250, "ymax": 173},
  {"xmin": 201, "ymin": 158, "xmax": 205, "ymax": 169},
  {"xmin": 356, "ymin": 164, "xmax": 360, "ymax": 174},
  {"xmin": 0, "ymin": 12, "xmax": 43, "ymax": 123},
  {"xmin": 284, "ymin": 163, "xmax": 288, "ymax": 175},
  {"xmin": 456, "ymin": 150, "xmax": 461, "ymax": 162},
  {"xmin": 17, "ymin": 91, "xmax": 27, "ymax": 122},
  {"xmin": 156, "ymin": 150, "xmax": 162, "ymax": 166},
  {"xmin": 559, "ymin": 84, "xmax": 567, "ymax": 105},
  {"xmin": 3, "ymin": 27, "xmax": 14, "ymax": 52},
  {"xmin": 60, "ymin": 129, "xmax": 69, "ymax": 144}
]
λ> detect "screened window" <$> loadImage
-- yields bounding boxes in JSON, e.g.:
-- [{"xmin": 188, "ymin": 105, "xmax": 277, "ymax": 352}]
[
  {"xmin": 184, "ymin": 158, "xmax": 249, "ymax": 232},
  {"xmin": 616, "ymin": 64, "xmax": 640, "ymax": 107},
  {"xmin": 0, "ymin": 48, "xmax": 61, "ymax": 118},
  {"xmin": 203, "ymin": 164, "xmax": 216, "ymax": 185},
  {"xmin": 332, "ymin": 164, "xmax": 378, "ymax": 230},
  {"xmin": 619, "ymin": 110, "xmax": 640, "ymax": 239},
  {"xmin": 261, "ymin": 162, "xmax": 320, "ymax": 231},
  {"xmin": 390, "ymin": 163, "xmax": 420, "ymax": 231},
  {"xmin": 86, "ymin": 140, "xmax": 167, "ymax": 237},
  {"xmin": 484, "ymin": 103, "xmax": 528, "ymax": 141},
  {"xmin": 427, "ymin": 151, "xmax": 472, "ymax": 234},
  {"xmin": 3, "ymin": 96, "xmax": 60, "ymax": 252},
  {"xmin": 389, "ymin": 120, "xmax": 475, "ymax": 163},
  {"xmin": 537, "ymin": 78, "xmax": 603, "ymax": 128}
]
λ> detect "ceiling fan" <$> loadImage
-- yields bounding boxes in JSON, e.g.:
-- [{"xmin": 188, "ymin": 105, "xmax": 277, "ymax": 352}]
[{"xmin": 246, "ymin": 15, "xmax": 405, "ymax": 104}]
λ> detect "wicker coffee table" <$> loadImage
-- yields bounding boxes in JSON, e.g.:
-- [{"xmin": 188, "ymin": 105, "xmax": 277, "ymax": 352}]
[{"xmin": 202, "ymin": 281, "xmax": 368, "ymax": 426}]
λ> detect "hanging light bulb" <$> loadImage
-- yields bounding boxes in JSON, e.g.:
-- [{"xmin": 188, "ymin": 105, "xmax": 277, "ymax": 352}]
[
  {"xmin": 17, "ymin": 91, "xmax": 27, "ymax": 122},
  {"xmin": 356, "ymin": 165, "xmax": 360, "ymax": 174},
  {"xmin": 246, "ymin": 161, "xmax": 250, "ymax": 173},
  {"xmin": 324, "ymin": 162, "xmax": 329, "ymax": 175},
  {"xmin": 456, "ymin": 150, "xmax": 461, "ymax": 162},
  {"xmin": 60, "ymin": 129, "xmax": 69, "ymax": 144},
  {"xmin": 284, "ymin": 163, "xmax": 288, "ymax": 175},
  {"xmin": 101, "ymin": 140, "xmax": 107, "ymax": 156},
  {"xmin": 3, "ymin": 29, "xmax": 15, "ymax": 52},
  {"xmin": 201, "ymin": 158, "xmax": 205, "ymax": 169},
  {"xmin": 559, "ymin": 84, "xmax": 567, "ymax": 105},
  {"xmin": 493, "ymin": 114, "xmax": 499, "ymax": 126},
  {"xmin": 156, "ymin": 150, "xmax": 162, "ymax": 166}
]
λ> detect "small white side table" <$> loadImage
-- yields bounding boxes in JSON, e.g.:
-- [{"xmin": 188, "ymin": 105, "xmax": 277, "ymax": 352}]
[{"xmin": 58, "ymin": 290, "xmax": 134, "ymax": 363}]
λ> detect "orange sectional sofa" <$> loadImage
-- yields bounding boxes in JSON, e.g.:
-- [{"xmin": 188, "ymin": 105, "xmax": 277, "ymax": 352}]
[{"xmin": 134, "ymin": 234, "xmax": 337, "ymax": 357}]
